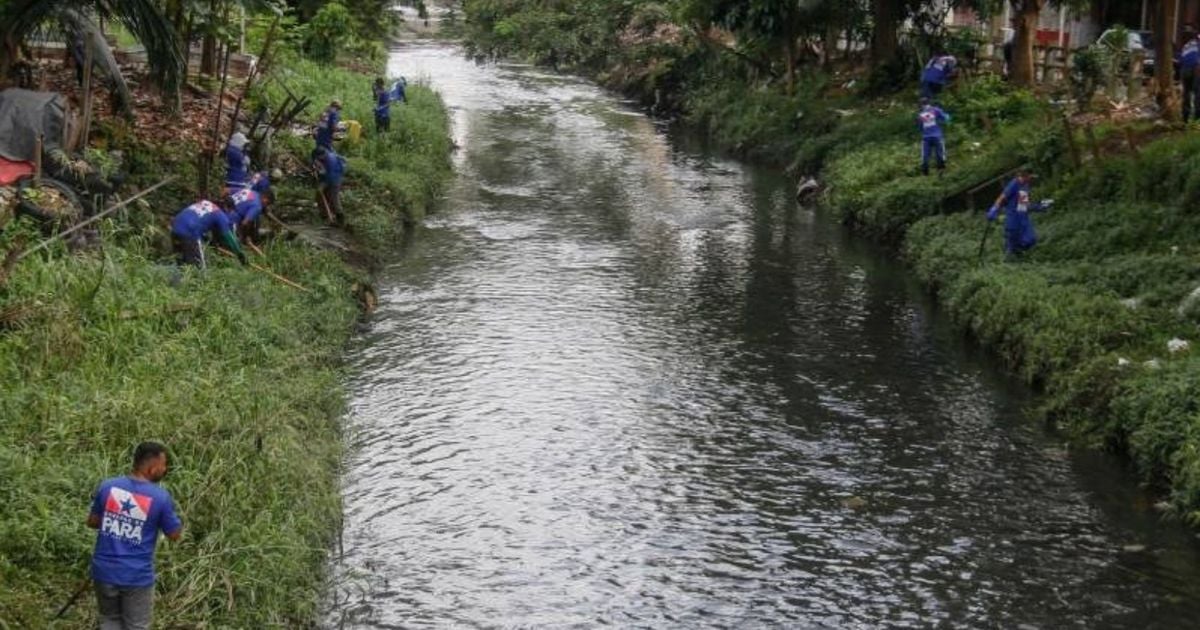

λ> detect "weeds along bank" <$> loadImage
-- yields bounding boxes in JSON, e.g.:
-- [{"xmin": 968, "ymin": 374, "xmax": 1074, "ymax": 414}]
[
  {"xmin": 0, "ymin": 64, "xmax": 451, "ymax": 628},
  {"xmin": 462, "ymin": 3, "xmax": 1200, "ymax": 523}
]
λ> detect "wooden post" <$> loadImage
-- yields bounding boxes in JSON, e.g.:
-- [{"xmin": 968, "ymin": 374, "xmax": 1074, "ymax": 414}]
[
  {"xmin": 203, "ymin": 44, "xmax": 234, "ymax": 198},
  {"xmin": 1061, "ymin": 112, "xmax": 1082, "ymax": 168},
  {"xmin": 1124, "ymin": 128, "xmax": 1140, "ymax": 155},
  {"xmin": 1083, "ymin": 124, "xmax": 1102, "ymax": 162},
  {"xmin": 33, "ymin": 135, "xmax": 43, "ymax": 181},
  {"xmin": 1130, "ymin": 50, "xmax": 1145, "ymax": 100}
]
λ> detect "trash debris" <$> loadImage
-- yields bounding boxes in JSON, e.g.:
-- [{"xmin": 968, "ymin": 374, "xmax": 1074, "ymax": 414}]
[
  {"xmin": 1177, "ymin": 286, "xmax": 1200, "ymax": 319},
  {"xmin": 795, "ymin": 177, "xmax": 820, "ymax": 202},
  {"xmin": 1119, "ymin": 298, "xmax": 1140, "ymax": 310},
  {"xmin": 841, "ymin": 496, "xmax": 867, "ymax": 511},
  {"xmin": 1144, "ymin": 358, "xmax": 1162, "ymax": 370},
  {"xmin": 1117, "ymin": 357, "xmax": 1131, "ymax": 367},
  {"xmin": 1167, "ymin": 338, "xmax": 1190, "ymax": 354}
]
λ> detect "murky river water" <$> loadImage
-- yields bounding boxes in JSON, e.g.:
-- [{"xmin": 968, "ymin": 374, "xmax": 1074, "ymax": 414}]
[{"xmin": 325, "ymin": 42, "xmax": 1200, "ymax": 629}]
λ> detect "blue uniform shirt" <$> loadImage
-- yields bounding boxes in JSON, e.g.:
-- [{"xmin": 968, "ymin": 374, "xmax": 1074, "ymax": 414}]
[
  {"xmin": 229, "ymin": 188, "xmax": 263, "ymax": 224},
  {"xmin": 225, "ymin": 144, "xmax": 251, "ymax": 189},
  {"xmin": 1181, "ymin": 39, "xmax": 1200, "ymax": 72},
  {"xmin": 375, "ymin": 90, "xmax": 391, "ymax": 119},
  {"xmin": 89, "ymin": 476, "xmax": 181, "ymax": 587},
  {"xmin": 315, "ymin": 107, "xmax": 340, "ymax": 148},
  {"xmin": 922, "ymin": 55, "xmax": 957, "ymax": 85},
  {"xmin": 250, "ymin": 171, "xmax": 271, "ymax": 195},
  {"xmin": 390, "ymin": 80, "xmax": 407, "ymax": 103},
  {"xmin": 917, "ymin": 105, "xmax": 949, "ymax": 139},
  {"xmin": 317, "ymin": 151, "xmax": 346, "ymax": 186},
  {"xmin": 171, "ymin": 201, "xmax": 234, "ymax": 241}
]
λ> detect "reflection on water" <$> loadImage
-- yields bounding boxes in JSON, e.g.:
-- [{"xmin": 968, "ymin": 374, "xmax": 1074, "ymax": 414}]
[{"xmin": 325, "ymin": 42, "xmax": 1200, "ymax": 629}]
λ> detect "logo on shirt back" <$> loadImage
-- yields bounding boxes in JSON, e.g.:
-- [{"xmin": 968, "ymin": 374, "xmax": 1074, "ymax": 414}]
[
  {"xmin": 191, "ymin": 200, "xmax": 217, "ymax": 216},
  {"xmin": 102, "ymin": 486, "xmax": 153, "ymax": 543},
  {"xmin": 920, "ymin": 111, "xmax": 937, "ymax": 128}
]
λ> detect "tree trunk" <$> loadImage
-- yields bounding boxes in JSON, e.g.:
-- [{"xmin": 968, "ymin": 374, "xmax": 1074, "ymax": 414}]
[
  {"xmin": 1157, "ymin": 0, "xmax": 1180, "ymax": 120},
  {"xmin": 871, "ymin": 0, "xmax": 899, "ymax": 67},
  {"xmin": 1011, "ymin": 0, "xmax": 1043, "ymax": 87},
  {"xmin": 784, "ymin": 37, "xmax": 796, "ymax": 93},
  {"xmin": 200, "ymin": 36, "xmax": 216, "ymax": 76},
  {"xmin": 199, "ymin": 0, "xmax": 218, "ymax": 76},
  {"xmin": 822, "ymin": 24, "xmax": 837, "ymax": 71}
]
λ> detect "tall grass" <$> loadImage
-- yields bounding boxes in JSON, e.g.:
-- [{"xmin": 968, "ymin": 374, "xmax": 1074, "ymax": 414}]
[
  {"xmin": 261, "ymin": 58, "xmax": 453, "ymax": 253},
  {"xmin": 0, "ymin": 220, "xmax": 358, "ymax": 626},
  {"xmin": 0, "ymin": 58, "xmax": 453, "ymax": 625},
  {"xmin": 903, "ymin": 132, "xmax": 1200, "ymax": 524}
]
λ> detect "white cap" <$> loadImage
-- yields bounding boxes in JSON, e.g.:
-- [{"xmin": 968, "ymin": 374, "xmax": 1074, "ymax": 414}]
[{"xmin": 228, "ymin": 132, "xmax": 249, "ymax": 150}]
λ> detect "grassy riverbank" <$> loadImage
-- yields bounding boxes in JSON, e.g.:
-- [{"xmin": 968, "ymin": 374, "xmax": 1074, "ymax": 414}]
[
  {"xmin": 0, "ymin": 62, "xmax": 451, "ymax": 627},
  {"xmin": 462, "ymin": 3, "xmax": 1200, "ymax": 523}
]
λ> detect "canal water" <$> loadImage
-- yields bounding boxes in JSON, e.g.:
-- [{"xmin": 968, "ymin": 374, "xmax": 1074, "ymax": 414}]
[{"xmin": 325, "ymin": 41, "xmax": 1200, "ymax": 628}]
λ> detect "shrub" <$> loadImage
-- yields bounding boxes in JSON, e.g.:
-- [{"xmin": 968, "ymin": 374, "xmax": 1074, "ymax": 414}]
[{"xmin": 304, "ymin": 2, "xmax": 354, "ymax": 63}]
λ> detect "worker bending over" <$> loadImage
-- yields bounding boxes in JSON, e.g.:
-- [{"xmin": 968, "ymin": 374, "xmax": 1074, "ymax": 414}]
[
  {"xmin": 170, "ymin": 199, "xmax": 247, "ymax": 267},
  {"xmin": 225, "ymin": 187, "xmax": 264, "ymax": 246}
]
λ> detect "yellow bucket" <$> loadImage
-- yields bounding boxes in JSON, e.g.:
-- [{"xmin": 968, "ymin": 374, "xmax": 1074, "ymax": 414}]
[{"xmin": 345, "ymin": 120, "xmax": 362, "ymax": 142}]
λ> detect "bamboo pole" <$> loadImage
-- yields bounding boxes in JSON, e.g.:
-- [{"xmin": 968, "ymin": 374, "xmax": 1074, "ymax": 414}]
[
  {"xmin": 216, "ymin": 248, "xmax": 311, "ymax": 292},
  {"xmin": 250, "ymin": 261, "xmax": 310, "ymax": 292}
]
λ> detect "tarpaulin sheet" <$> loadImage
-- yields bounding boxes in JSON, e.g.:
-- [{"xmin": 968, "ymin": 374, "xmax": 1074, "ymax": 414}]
[
  {"xmin": 0, "ymin": 89, "xmax": 66, "ymax": 162},
  {"xmin": 0, "ymin": 157, "xmax": 33, "ymax": 186}
]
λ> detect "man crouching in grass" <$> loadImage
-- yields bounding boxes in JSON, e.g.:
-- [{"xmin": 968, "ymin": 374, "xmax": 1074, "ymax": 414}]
[{"xmin": 87, "ymin": 441, "xmax": 182, "ymax": 629}]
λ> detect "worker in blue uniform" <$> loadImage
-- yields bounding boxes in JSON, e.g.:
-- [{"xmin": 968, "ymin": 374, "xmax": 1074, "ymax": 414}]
[
  {"xmin": 315, "ymin": 100, "xmax": 342, "ymax": 151},
  {"xmin": 1179, "ymin": 32, "xmax": 1200, "ymax": 122},
  {"xmin": 917, "ymin": 97, "xmax": 950, "ymax": 176},
  {"xmin": 225, "ymin": 187, "xmax": 264, "ymax": 246},
  {"xmin": 986, "ymin": 168, "xmax": 1054, "ymax": 257},
  {"xmin": 920, "ymin": 52, "xmax": 957, "ymax": 99},
  {"xmin": 170, "ymin": 200, "xmax": 246, "ymax": 268},
  {"xmin": 224, "ymin": 132, "xmax": 252, "ymax": 192},
  {"xmin": 313, "ymin": 145, "xmax": 346, "ymax": 226},
  {"xmin": 374, "ymin": 80, "xmax": 392, "ymax": 133}
]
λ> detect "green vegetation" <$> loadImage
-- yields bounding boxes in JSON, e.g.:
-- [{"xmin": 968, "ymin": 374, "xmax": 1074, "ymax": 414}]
[
  {"xmin": 261, "ymin": 59, "xmax": 453, "ymax": 252},
  {"xmin": 461, "ymin": 0, "xmax": 1200, "ymax": 523},
  {"xmin": 903, "ymin": 134, "xmax": 1200, "ymax": 524},
  {"xmin": 0, "ymin": 223, "xmax": 359, "ymax": 627},
  {"xmin": 0, "ymin": 9, "xmax": 451, "ymax": 627}
]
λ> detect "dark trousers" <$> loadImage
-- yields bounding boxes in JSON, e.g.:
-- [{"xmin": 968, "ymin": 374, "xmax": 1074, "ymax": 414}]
[
  {"xmin": 171, "ymin": 234, "xmax": 204, "ymax": 268},
  {"xmin": 95, "ymin": 581, "xmax": 154, "ymax": 630},
  {"xmin": 920, "ymin": 81, "xmax": 943, "ymax": 100},
  {"xmin": 318, "ymin": 184, "xmax": 344, "ymax": 225},
  {"xmin": 376, "ymin": 114, "xmax": 390, "ymax": 133},
  {"xmin": 1184, "ymin": 74, "xmax": 1199, "ymax": 122},
  {"xmin": 921, "ymin": 137, "xmax": 946, "ymax": 175},
  {"xmin": 238, "ymin": 218, "xmax": 261, "ymax": 246}
]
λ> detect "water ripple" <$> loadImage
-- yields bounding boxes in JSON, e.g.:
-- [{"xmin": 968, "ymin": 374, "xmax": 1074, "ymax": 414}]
[{"xmin": 324, "ymin": 42, "xmax": 1200, "ymax": 629}]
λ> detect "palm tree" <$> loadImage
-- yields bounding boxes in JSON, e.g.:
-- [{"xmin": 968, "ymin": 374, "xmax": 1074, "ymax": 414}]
[{"xmin": 0, "ymin": 0, "xmax": 184, "ymax": 112}]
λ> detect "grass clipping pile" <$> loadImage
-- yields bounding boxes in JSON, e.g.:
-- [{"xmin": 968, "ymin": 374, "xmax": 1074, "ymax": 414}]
[{"xmin": 20, "ymin": 184, "xmax": 77, "ymax": 216}]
